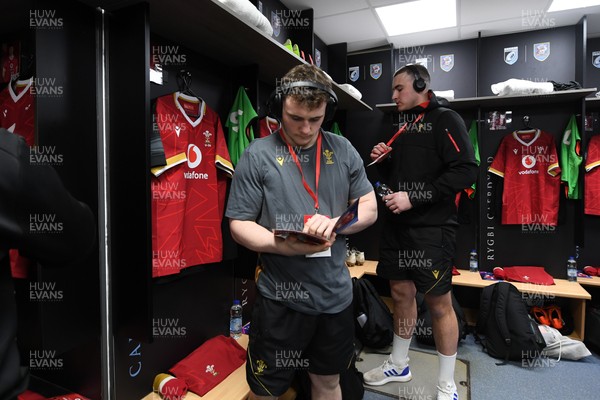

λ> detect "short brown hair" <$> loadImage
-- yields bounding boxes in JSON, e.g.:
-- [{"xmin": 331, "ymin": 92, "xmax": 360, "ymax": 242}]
[{"xmin": 279, "ymin": 64, "xmax": 333, "ymax": 111}]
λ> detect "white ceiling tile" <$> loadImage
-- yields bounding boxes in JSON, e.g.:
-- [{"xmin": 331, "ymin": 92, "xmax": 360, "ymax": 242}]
[
  {"xmin": 367, "ymin": 0, "xmax": 414, "ymax": 7},
  {"xmin": 459, "ymin": 0, "xmax": 552, "ymax": 25},
  {"xmin": 388, "ymin": 27, "xmax": 461, "ymax": 49},
  {"xmin": 315, "ymin": 9, "xmax": 387, "ymax": 44}
]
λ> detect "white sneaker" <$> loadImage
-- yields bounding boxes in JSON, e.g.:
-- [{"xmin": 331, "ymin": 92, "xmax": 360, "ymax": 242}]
[
  {"xmin": 355, "ymin": 250, "xmax": 365, "ymax": 265},
  {"xmin": 345, "ymin": 249, "xmax": 356, "ymax": 267},
  {"xmin": 362, "ymin": 356, "xmax": 412, "ymax": 386},
  {"xmin": 437, "ymin": 383, "xmax": 459, "ymax": 400}
]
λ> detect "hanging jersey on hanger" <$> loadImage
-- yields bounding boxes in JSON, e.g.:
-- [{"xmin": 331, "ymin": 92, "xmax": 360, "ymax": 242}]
[
  {"xmin": 585, "ymin": 135, "xmax": 600, "ymax": 216},
  {"xmin": 560, "ymin": 115, "xmax": 582, "ymax": 199},
  {"xmin": 0, "ymin": 77, "xmax": 35, "ymax": 147},
  {"xmin": 257, "ymin": 115, "xmax": 280, "ymax": 138},
  {"xmin": 151, "ymin": 92, "xmax": 234, "ymax": 278},
  {"xmin": 0, "ymin": 78, "xmax": 36, "ymax": 279},
  {"xmin": 489, "ymin": 129, "xmax": 561, "ymax": 226}
]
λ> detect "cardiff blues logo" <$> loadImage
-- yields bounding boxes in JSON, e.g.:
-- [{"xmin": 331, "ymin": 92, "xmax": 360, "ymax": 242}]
[
  {"xmin": 592, "ymin": 51, "xmax": 600, "ymax": 69},
  {"xmin": 271, "ymin": 11, "xmax": 281, "ymax": 37},
  {"xmin": 349, "ymin": 66, "xmax": 359, "ymax": 82},
  {"xmin": 533, "ymin": 42, "xmax": 550, "ymax": 62},
  {"xmin": 504, "ymin": 47, "xmax": 518, "ymax": 65},
  {"xmin": 315, "ymin": 49, "xmax": 321, "ymax": 67},
  {"xmin": 440, "ymin": 54, "xmax": 454, "ymax": 72},
  {"xmin": 370, "ymin": 63, "xmax": 382, "ymax": 80}
]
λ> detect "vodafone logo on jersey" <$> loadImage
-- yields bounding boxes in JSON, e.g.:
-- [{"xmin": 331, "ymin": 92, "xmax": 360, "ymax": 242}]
[
  {"xmin": 519, "ymin": 155, "xmax": 539, "ymax": 175},
  {"xmin": 522, "ymin": 155, "xmax": 536, "ymax": 169},
  {"xmin": 183, "ymin": 144, "xmax": 209, "ymax": 180},
  {"xmin": 187, "ymin": 144, "xmax": 202, "ymax": 168}
]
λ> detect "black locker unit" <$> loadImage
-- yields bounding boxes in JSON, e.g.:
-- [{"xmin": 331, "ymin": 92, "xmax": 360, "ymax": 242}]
[
  {"xmin": 97, "ymin": 0, "xmax": 371, "ymax": 398},
  {"xmin": 0, "ymin": 0, "xmax": 102, "ymax": 397}
]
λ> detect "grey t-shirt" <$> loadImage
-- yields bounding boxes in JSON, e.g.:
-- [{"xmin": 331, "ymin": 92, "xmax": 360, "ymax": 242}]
[{"xmin": 225, "ymin": 130, "xmax": 373, "ymax": 315}]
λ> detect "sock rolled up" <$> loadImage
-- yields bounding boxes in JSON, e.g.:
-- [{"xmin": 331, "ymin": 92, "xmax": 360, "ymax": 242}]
[
  {"xmin": 583, "ymin": 266, "xmax": 598, "ymax": 277},
  {"xmin": 493, "ymin": 267, "xmax": 506, "ymax": 280},
  {"xmin": 153, "ymin": 373, "xmax": 188, "ymax": 400}
]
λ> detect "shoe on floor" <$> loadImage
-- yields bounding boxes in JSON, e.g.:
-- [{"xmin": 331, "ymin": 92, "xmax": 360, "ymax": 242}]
[
  {"xmin": 345, "ymin": 249, "xmax": 356, "ymax": 267},
  {"xmin": 437, "ymin": 383, "xmax": 458, "ymax": 400},
  {"xmin": 362, "ymin": 356, "xmax": 412, "ymax": 386},
  {"xmin": 355, "ymin": 249, "xmax": 365, "ymax": 266},
  {"xmin": 545, "ymin": 305, "xmax": 564, "ymax": 330}
]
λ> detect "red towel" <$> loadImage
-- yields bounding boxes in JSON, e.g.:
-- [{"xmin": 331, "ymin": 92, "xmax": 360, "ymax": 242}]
[
  {"xmin": 503, "ymin": 266, "xmax": 555, "ymax": 285},
  {"xmin": 18, "ymin": 392, "xmax": 90, "ymax": 400},
  {"xmin": 169, "ymin": 335, "xmax": 246, "ymax": 396}
]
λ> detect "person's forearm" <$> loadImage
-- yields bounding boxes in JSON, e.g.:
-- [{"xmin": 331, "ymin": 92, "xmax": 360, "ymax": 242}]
[
  {"xmin": 229, "ymin": 219, "xmax": 280, "ymax": 253},
  {"xmin": 336, "ymin": 192, "xmax": 378, "ymax": 235},
  {"xmin": 230, "ymin": 219, "xmax": 332, "ymax": 256}
]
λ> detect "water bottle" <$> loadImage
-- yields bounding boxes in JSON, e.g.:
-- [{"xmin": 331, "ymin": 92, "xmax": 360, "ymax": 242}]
[
  {"xmin": 469, "ymin": 249, "xmax": 478, "ymax": 272},
  {"xmin": 375, "ymin": 181, "xmax": 393, "ymax": 199},
  {"xmin": 567, "ymin": 256, "xmax": 577, "ymax": 282},
  {"xmin": 229, "ymin": 299, "xmax": 242, "ymax": 339}
]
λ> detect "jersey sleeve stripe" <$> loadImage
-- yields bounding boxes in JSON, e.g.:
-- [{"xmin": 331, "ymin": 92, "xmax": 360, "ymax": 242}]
[
  {"xmin": 488, "ymin": 167, "xmax": 504, "ymax": 178},
  {"xmin": 216, "ymin": 155, "xmax": 234, "ymax": 178},
  {"xmin": 151, "ymin": 152, "xmax": 187, "ymax": 177},
  {"xmin": 548, "ymin": 162, "xmax": 560, "ymax": 177},
  {"xmin": 586, "ymin": 160, "xmax": 600, "ymax": 172}
]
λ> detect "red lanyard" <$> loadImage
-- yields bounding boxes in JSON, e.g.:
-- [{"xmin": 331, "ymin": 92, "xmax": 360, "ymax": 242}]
[
  {"xmin": 385, "ymin": 112, "xmax": 425, "ymax": 147},
  {"xmin": 279, "ymin": 129, "xmax": 322, "ymax": 213}
]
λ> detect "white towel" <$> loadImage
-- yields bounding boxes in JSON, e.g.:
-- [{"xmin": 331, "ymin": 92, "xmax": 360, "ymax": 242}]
[
  {"xmin": 434, "ymin": 90, "xmax": 455, "ymax": 100},
  {"xmin": 217, "ymin": 0, "xmax": 273, "ymax": 36},
  {"xmin": 491, "ymin": 78, "xmax": 554, "ymax": 96}
]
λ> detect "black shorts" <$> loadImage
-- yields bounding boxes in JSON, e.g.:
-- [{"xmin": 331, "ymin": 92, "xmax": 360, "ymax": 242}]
[
  {"xmin": 246, "ymin": 293, "xmax": 354, "ymax": 397},
  {"xmin": 377, "ymin": 225, "xmax": 456, "ymax": 295}
]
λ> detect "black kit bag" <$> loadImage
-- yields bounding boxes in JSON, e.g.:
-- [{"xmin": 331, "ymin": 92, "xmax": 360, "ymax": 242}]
[
  {"xmin": 352, "ymin": 277, "xmax": 394, "ymax": 349},
  {"xmin": 415, "ymin": 291, "xmax": 468, "ymax": 347},
  {"xmin": 584, "ymin": 305, "xmax": 600, "ymax": 354},
  {"xmin": 476, "ymin": 282, "xmax": 546, "ymax": 364}
]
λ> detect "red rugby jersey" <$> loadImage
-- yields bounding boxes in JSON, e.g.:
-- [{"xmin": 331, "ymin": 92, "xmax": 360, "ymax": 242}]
[
  {"xmin": 489, "ymin": 130, "xmax": 561, "ymax": 225},
  {"xmin": 151, "ymin": 92, "xmax": 233, "ymax": 277},
  {"xmin": 585, "ymin": 135, "xmax": 600, "ymax": 216},
  {"xmin": 0, "ymin": 78, "xmax": 35, "ymax": 146}
]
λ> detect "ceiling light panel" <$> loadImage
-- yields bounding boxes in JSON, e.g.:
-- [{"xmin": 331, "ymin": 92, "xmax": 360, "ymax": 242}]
[{"xmin": 376, "ymin": 0, "xmax": 457, "ymax": 36}]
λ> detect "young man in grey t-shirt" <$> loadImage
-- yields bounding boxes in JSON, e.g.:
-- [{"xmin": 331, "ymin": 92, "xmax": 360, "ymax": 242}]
[{"xmin": 226, "ymin": 64, "xmax": 377, "ymax": 400}]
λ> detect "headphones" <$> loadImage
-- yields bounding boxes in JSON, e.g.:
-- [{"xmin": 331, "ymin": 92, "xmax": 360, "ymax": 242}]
[
  {"xmin": 267, "ymin": 80, "xmax": 338, "ymax": 123},
  {"xmin": 404, "ymin": 64, "xmax": 427, "ymax": 93}
]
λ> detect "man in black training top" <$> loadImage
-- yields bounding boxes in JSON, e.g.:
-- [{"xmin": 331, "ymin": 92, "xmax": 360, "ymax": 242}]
[{"xmin": 364, "ymin": 64, "xmax": 478, "ymax": 400}]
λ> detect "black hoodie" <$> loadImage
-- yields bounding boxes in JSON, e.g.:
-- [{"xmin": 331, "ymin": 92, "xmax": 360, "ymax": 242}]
[
  {"xmin": 0, "ymin": 129, "xmax": 95, "ymax": 399},
  {"xmin": 377, "ymin": 91, "xmax": 478, "ymax": 227}
]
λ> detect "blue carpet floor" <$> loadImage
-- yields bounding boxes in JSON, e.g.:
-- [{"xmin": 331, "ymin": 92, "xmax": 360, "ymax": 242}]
[{"xmin": 362, "ymin": 334, "xmax": 600, "ymax": 400}]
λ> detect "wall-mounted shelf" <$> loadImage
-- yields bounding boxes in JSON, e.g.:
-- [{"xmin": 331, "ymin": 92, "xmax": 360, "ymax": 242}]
[
  {"xmin": 138, "ymin": 0, "xmax": 372, "ymax": 111},
  {"xmin": 585, "ymin": 96, "xmax": 600, "ymax": 109},
  {"xmin": 377, "ymin": 88, "xmax": 598, "ymax": 113}
]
